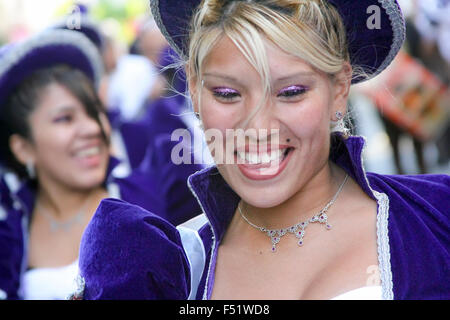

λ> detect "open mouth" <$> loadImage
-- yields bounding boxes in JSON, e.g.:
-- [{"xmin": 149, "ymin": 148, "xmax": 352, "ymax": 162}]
[
  {"xmin": 235, "ymin": 147, "xmax": 293, "ymax": 167},
  {"xmin": 73, "ymin": 146, "xmax": 103, "ymax": 168},
  {"xmin": 235, "ymin": 146, "xmax": 294, "ymax": 180}
]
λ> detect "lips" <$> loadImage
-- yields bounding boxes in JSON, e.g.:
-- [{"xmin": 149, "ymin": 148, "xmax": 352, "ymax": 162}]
[
  {"xmin": 72, "ymin": 145, "xmax": 103, "ymax": 168},
  {"xmin": 74, "ymin": 146, "xmax": 101, "ymax": 158},
  {"xmin": 235, "ymin": 145, "xmax": 294, "ymax": 180}
]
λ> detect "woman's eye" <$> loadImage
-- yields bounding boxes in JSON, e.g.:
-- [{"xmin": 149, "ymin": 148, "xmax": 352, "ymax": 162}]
[
  {"xmin": 212, "ymin": 87, "xmax": 241, "ymax": 102},
  {"xmin": 53, "ymin": 115, "xmax": 73, "ymax": 123},
  {"xmin": 277, "ymin": 85, "xmax": 308, "ymax": 99}
]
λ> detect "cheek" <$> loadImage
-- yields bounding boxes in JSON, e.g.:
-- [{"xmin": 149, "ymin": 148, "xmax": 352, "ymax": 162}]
[
  {"xmin": 281, "ymin": 97, "xmax": 331, "ymax": 140},
  {"xmin": 32, "ymin": 128, "xmax": 73, "ymax": 163},
  {"xmin": 200, "ymin": 99, "xmax": 240, "ymax": 133}
]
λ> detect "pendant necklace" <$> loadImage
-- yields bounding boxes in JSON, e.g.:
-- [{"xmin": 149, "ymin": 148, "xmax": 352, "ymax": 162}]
[
  {"xmin": 37, "ymin": 195, "xmax": 94, "ymax": 233},
  {"xmin": 238, "ymin": 174, "xmax": 349, "ymax": 252}
]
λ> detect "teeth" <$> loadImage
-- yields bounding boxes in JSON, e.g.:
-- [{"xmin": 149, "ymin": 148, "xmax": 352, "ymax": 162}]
[
  {"xmin": 237, "ymin": 149, "xmax": 284, "ymax": 164},
  {"xmin": 76, "ymin": 147, "xmax": 100, "ymax": 157}
]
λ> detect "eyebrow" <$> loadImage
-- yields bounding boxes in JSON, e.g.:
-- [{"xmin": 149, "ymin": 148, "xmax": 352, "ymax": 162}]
[
  {"xmin": 50, "ymin": 105, "xmax": 77, "ymax": 116},
  {"xmin": 202, "ymin": 71, "xmax": 316, "ymax": 85},
  {"xmin": 275, "ymin": 72, "xmax": 316, "ymax": 82},
  {"xmin": 202, "ymin": 73, "xmax": 242, "ymax": 84}
]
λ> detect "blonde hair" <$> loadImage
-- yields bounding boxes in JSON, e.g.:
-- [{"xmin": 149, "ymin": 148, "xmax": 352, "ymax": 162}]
[{"xmin": 187, "ymin": 0, "xmax": 356, "ymax": 126}]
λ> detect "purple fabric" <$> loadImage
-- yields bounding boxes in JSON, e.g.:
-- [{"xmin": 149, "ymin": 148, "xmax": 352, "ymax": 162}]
[
  {"xmin": 107, "ymin": 98, "xmax": 204, "ymax": 224},
  {"xmin": 190, "ymin": 135, "xmax": 450, "ymax": 300},
  {"xmin": 151, "ymin": 0, "xmax": 405, "ymax": 83},
  {"xmin": 73, "ymin": 134, "xmax": 449, "ymax": 300},
  {"xmin": 79, "ymin": 198, "xmax": 190, "ymax": 299},
  {"xmin": 368, "ymin": 173, "xmax": 450, "ymax": 299},
  {"xmin": 0, "ymin": 178, "xmax": 25, "ymax": 300},
  {"xmin": 0, "ymin": 143, "xmax": 201, "ymax": 299},
  {"xmin": 75, "ymin": 134, "xmax": 448, "ymax": 300},
  {"xmin": 107, "ymin": 109, "xmax": 152, "ymax": 170},
  {"xmin": 2, "ymin": 133, "xmax": 448, "ymax": 299},
  {"xmin": 0, "ymin": 43, "xmax": 96, "ymax": 108},
  {"xmin": 56, "ymin": 25, "xmax": 104, "ymax": 51}
]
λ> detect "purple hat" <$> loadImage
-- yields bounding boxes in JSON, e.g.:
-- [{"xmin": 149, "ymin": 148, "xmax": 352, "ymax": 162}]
[
  {"xmin": 51, "ymin": 5, "xmax": 104, "ymax": 51},
  {"xmin": 0, "ymin": 29, "xmax": 103, "ymax": 108},
  {"xmin": 150, "ymin": 0, "xmax": 406, "ymax": 83}
]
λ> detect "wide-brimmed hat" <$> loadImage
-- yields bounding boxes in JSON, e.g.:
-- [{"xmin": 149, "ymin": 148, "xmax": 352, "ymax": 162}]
[
  {"xmin": 0, "ymin": 29, "xmax": 103, "ymax": 108},
  {"xmin": 150, "ymin": 0, "xmax": 406, "ymax": 83}
]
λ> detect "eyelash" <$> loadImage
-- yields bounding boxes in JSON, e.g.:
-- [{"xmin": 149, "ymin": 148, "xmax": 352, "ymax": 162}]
[
  {"xmin": 212, "ymin": 88, "xmax": 240, "ymax": 101},
  {"xmin": 277, "ymin": 85, "xmax": 308, "ymax": 99},
  {"xmin": 211, "ymin": 85, "xmax": 308, "ymax": 102},
  {"xmin": 54, "ymin": 115, "xmax": 73, "ymax": 123}
]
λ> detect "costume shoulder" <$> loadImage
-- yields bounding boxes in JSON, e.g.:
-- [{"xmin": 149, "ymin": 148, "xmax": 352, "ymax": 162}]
[
  {"xmin": 367, "ymin": 172, "xmax": 449, "ymax": 223},
  {"xmin": 78, "ymin": 198, "xmax": 191, "ymax": 300},
  {"xmin": 0, "ymin": 176, "xmax": 25, "ymax": 300},
  {"xmin": 367, "ymin": 172, "xmax": 449, "ymax": 299}
]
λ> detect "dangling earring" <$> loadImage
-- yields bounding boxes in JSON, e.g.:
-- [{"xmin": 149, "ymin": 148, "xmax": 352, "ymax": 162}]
[
  {"xmin": 26, "ymin": 161, "xmax": 36, "ymax": 179},
  {"xmin": 330, "ymin": 111, "xmax": 349, "ymax": 136}
]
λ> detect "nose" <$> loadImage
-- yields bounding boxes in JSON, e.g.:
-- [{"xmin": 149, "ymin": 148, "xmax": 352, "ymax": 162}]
[
  {"xmin": 243, "ymin": 97, "xmax": 280, "ymax": 143},
  {"xmin": 79, "ymin": 112, "xmax": 103, "ymax": 138}
]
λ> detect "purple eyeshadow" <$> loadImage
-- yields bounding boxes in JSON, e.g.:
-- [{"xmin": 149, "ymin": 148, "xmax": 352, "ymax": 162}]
[
  {"xmin": 278, "ymin": 85, "xmax": 308, "ymax": 95},
  {"xmin": 213, "ymin": 87, "xmax": 239, "ymax": 94}
]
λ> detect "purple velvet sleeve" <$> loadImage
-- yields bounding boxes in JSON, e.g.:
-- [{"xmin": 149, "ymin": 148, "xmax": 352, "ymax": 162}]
[{"xmin": 79, "ymin": 198, "xmax": 191, "ymax": 300}]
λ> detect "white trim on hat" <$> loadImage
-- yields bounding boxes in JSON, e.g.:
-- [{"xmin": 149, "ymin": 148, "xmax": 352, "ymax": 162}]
[{"xmin": 0, "ymin": 29, "xmax": 104, "ymax": 89}]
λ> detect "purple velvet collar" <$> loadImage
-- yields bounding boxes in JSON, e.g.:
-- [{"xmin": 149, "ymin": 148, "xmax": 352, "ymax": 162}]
[{"xmin": 187, "ymin": 134, "xmax": 375, "ymax": 242}]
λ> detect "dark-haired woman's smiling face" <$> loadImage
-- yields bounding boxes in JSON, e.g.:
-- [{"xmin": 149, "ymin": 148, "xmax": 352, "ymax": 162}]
[
  {"xmin": 27, "ymin": 83, "xmax": 110, "ymax": 190},
  {"xmin": 196, "ymin": 36, "xmax": 348, "ymax": 208}
]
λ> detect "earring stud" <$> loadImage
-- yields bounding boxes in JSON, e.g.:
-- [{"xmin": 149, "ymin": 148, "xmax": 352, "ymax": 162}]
[
  {"xmin": 335, "ymin": 111, "xmax": 344, "ymax": 120},
  {"xmin": 26, "ymin": 161, "xmax": 36, "ymax": 179}
]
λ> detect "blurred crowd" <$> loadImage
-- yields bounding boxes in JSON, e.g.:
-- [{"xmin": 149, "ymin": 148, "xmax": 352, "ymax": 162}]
[{"xmin": 352, "ymin": 0, "xmax": 450, "ymax": 175}]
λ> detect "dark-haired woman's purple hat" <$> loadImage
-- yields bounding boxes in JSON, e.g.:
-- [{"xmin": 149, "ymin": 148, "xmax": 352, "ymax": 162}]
[
  {"xmin": 150, "ymin": 0, "xmax": 406, "ymax": 83},
  {"xmin": 0, "ymin": 29, "xmax": 103, "ymax": 107},
  {"xmin": 51, "ymin": 4, "xmax": 105, "ymax": 51}
]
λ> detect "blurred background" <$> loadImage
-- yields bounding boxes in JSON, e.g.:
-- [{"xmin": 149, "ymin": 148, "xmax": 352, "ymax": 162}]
[{"xmin": 0, "ymin": 0, "xmax": 448, "ymax": 175}]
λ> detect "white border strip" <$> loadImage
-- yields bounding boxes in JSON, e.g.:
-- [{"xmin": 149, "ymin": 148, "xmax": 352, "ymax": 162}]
[{"xmin": 0, "ymin": 29, "xmax": 103, "ymax": 89}]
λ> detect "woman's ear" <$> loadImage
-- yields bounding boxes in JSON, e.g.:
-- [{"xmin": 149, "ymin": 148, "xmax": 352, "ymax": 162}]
[
  {"xmin": 331, "ymin": 62, "xmax": 352, "ymax": 119},
  {"xmin": 9, "ymin": 134, "xmax": 35, "ymax": 166}
]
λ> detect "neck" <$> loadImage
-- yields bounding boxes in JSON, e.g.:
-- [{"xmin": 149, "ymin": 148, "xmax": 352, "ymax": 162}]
[
  {"xmin": 36, "ymin": 180, "xmax": 106, "ymax": 219},
  {"xmin": 242, "ymin": 161, "xmax": 346, "ymax": 230}
]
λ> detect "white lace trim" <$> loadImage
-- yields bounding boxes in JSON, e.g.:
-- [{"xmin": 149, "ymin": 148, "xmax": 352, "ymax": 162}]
[
  {"xmin": 373, "ymin": 191, "xmax": 393, "ymax": 300},
  {"xmin": 367, "ymin": 0, "xmax": 406, "ymax": 81},
  {"xmin": 357, "ymin": 135, "xmax": 394, "ymax": 300},
  {"xmin": 186, "ymin": 169, "xmax": 217, "ymax": 300},
  {"xmin": 150, "ymin": 0, "xmax": 185, "ymax": 58},
  {"xmin": 0, "ymin": 29, "xmax": 103, "ymax": 88}
]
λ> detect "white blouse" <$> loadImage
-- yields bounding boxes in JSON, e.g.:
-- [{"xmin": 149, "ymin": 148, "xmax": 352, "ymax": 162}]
[
  {"xmin": 22, "ymin": 260, "xmax": 79, "ymax": 300},
  {"xmin": 331, "ymin": 286, "xmax": 382, "ymax": 300}
]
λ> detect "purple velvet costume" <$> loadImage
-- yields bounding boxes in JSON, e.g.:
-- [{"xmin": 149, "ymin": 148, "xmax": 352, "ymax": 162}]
[
  {"xmin": 75, "ymin": 134, "xmax": 449, "ymax": 300},
  {"xmin": 0, "ymin": 139, "xmax": 203, "ymax": 300}
]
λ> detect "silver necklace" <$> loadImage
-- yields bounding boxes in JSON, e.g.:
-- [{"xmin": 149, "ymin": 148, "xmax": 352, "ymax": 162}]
[
  {"xmin": 238, "ymin": 174, "xmax": 349, "ymax": 252},
  {"xmin": 37, "ymin": 197, "xmax": 92, "ymax": 233}
]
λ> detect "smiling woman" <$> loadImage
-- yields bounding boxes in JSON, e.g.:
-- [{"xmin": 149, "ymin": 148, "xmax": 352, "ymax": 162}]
[
  {"xmin": 0, "ymin": 29, "xmax": 199, "ymax": 300},
  {"xmin": 74, "ymin": 0, "xmax": 449, "ymax": 301},
  {"xmin": 1, "ymin": 65, "xmax": 109, "ymax": 183},
  {"xmin": 0, "ymin": 30, "xmax": 112, "ymax": 300}
]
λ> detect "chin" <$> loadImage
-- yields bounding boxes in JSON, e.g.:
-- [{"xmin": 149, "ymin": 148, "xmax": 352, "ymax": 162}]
[
  {"xmin": 238, "ymin": 185, "xmax": 295, "ymax": 208},
  {"xmin": 71, "ymin": 169, "xmax": 106, "ymax": 191}
]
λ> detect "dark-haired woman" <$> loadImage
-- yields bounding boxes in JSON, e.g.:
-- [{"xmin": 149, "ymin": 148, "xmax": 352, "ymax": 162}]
[{"xmin": 0, "ymin": 29, "xmax": 201, "ymax": 300}]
